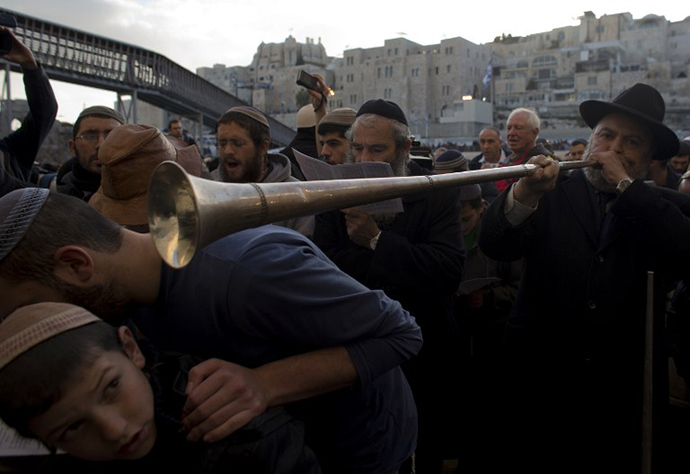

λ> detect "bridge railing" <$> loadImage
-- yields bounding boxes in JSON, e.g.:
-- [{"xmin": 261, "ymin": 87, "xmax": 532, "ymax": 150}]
[{"xmin": 2, "ymin": 8, "xmax": 295, "ymax": 144}]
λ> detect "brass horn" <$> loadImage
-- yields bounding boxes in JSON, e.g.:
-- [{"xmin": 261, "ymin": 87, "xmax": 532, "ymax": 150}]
[{"xmin": 148, "ymin": 159, "xmax": 592, "ymax": 268}]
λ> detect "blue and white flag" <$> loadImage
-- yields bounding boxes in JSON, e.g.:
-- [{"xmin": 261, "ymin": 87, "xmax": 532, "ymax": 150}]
[{"xmin": 482, "ymin": 58, "xmax": 492, "ymax": 88}]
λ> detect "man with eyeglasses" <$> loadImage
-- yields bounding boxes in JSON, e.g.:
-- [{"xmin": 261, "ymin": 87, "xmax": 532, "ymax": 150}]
[
  {"xmin": 0, "ymin": 26, "xmax": 57, "ymax": 198},
  {"xmin": 56, "ymin": 106, "xmax": 125, "ymax": 201},
  {"xmin": 213, "ymin": 106, "xmax": 314, "ymax": 237}
]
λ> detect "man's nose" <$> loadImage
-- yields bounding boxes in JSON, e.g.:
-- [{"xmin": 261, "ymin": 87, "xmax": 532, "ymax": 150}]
[
  {"xmin": 610, "ymin": 137, "xmax": 624, "ymax": 154},
  {"xmin": 95, "ymin": 133, "xmax": 108, "ymax": 148}
]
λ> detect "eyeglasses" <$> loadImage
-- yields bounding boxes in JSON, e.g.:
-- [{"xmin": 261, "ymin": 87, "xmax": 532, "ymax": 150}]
[{"xmin": 75, "ymin": 130, "xmax": 112, "ymax": 143}]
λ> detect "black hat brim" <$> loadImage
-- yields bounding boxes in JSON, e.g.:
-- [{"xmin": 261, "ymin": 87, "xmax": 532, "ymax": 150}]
[{"xmin": 579, "ymin": 100, "xmax": 679, "ymax": 160}]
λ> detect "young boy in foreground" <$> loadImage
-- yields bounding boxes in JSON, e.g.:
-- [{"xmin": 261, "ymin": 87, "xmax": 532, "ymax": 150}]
[{"xmin": 0, "ymin": 302, "xmax": 320, "ymax": 473}]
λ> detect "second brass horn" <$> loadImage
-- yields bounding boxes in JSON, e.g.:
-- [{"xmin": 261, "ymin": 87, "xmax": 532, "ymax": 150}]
[{"xmin": 148, "ymin": 159, "xmax": 592, "ymax": 269}]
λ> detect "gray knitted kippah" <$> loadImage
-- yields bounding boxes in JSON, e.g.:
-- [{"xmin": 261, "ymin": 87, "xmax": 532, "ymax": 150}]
[
  {"xmin": 77, "ymin": 106, "xmax": 126, "ymax": 125},
  {"xmin": 224, "ymin": 106, "xmax": 270, "ymax": 129},
  {"xmin": 320, "ymin": 108, "xmax": 357, "ymax": 127},
  {"xmin": 0, "ymin": 188, "xmax": 49, "ymax": 262},
  {"xmin": 434, "ymin": 150, "xmax": 467, "ymax": 171}
]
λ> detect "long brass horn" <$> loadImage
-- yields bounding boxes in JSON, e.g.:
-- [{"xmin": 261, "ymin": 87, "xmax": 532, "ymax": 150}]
[{"xmin": 148, "ymin": 159, "xmax": 592, "ymax": 268}]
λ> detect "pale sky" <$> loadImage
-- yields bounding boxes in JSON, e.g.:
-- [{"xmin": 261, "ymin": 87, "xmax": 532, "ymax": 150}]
[{"xmin": 1, "ymin": 0, "xmax": 687, "ymax": 122}]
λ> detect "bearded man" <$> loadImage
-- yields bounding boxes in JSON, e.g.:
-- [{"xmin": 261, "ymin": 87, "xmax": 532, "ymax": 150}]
[
  {"xmin": 313, "ymin": 99, "xmax": 465, "ymax": 474},
  {"xmin": 214, "ymin": 106, "xmax": 313, "ymax": 237},
  {"xmin": 56, "ymin": 106, "xmax": 125, "ymax": 201},
  {"xmin": 480, "ymin": 83, "xmax": 690, "ymax": 473}
]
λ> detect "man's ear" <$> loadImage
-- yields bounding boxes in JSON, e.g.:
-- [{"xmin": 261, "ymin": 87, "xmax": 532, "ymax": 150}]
[
  {"xmin": 52, "ymin": 246, "xmax": 95, "ymax": 284},
  {"xmin": 118, "ymin": 326, "xmax": 146, "ymax": 369},
  {"xmin": 403, "ymin": 138, "xmax": 413, "ymax": 156},
  {"xmin": 68, "ymin": 139, "xmax": 77, "ymax": 159},
  {"xmin": 260, "ymin": 139, "xmax": 270, "ymax": 158}
]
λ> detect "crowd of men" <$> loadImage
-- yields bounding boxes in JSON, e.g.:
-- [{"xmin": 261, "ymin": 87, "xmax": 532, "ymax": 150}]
[{"xmin": 2, "ymin": 25, "xmax": 690, "ymax": 474}]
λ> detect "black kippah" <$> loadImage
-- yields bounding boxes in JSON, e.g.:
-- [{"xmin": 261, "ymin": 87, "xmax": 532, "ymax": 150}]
[{"xmin": 356, "ymin": 99, "xmax": 408, "ymax": 126}]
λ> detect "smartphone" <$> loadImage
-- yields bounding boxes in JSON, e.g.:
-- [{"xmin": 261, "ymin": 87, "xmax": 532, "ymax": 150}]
[
  {"xmin": 296, "ymin": 70, "xmax": 319, "ymax": 91},
  {"xmin": 0, "ymin": 13, "xmax": 17, "ymax": 56}
]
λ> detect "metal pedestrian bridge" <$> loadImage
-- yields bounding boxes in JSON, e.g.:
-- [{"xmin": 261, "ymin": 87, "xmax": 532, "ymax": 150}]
[{"xmin": 1, "ymin": 8, "xmax": 295, "ymax": 146}]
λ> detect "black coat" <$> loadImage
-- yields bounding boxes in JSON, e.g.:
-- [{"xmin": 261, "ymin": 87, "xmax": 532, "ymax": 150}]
[
  {"xmin": 0, "ymin": 66, "xmax": 57, "ymax": 197},
  {"xmin": 313, "ymin": 176, "xmax": 465, "ymax": 458},
  {"xmin": 480, "ymin": 170, "xmax": 690, "ymax": 471}
]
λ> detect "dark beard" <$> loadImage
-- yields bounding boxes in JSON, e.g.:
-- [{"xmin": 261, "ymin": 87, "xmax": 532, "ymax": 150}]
[
  {"xmin": 218, "ymin": 152, "xmax": 265, "ymax": 183},
  {"xmin": 47, "ymin": 278, "xmax": 134, "ymax": 323}
]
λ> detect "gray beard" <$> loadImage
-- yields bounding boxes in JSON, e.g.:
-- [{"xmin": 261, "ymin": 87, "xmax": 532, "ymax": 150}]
[
  {"xmin": 345, "ymin": 148, "xmax": 408, "ymax": 222},
  {"xmin": 584, "ymin": 166, "xmax": 616, "ymax": 193},
  {"xmin": 344, "ymin": 149, "xmax": 410, "ymax": 178}
]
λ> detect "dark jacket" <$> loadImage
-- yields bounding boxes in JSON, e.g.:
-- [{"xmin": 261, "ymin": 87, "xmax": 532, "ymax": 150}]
[
  {"xmin": 0, "ymin": 66, "xmax": 57, "ymax": 197},
  {"xmin": 480, "ymin": 170, "xmax": 690, "ymax": 471},
  {"xmin": 313, "ymin": 163, "xmax": 465, "ymax": 457},
  {"xmin": 56, "ymin": 158, "xmax": 101, "ymax": 202},
  {"xmin": 468, "ymin": 144, "xmax": 511, "ymax": 170},
  {"xmin": 280, "ymin": 127, "xmax": 317, "ymax": 181}
]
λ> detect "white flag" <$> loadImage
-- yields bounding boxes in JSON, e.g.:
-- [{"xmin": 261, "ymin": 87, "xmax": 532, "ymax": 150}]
[{"xmin": 482, "ymin": 58, "xmax": 492, "ymax": 88}]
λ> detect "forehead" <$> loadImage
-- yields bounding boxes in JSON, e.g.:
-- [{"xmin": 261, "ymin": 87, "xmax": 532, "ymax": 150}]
[
  {"xmin": 29, "ymin": 351, "xmax": 134, "ymax": 427},
  {"xmin": 507, "ymin": 112, "xmax": 530, "ymax": 127},
  {"xmin": 571, "ymin": 143, "xmax": 586, "ymax": 150},
  {"xmin": 319, "ymin": 131, "xmax": 347, "ymax": 142},
  {"xmin": 217, "ymin": 121, "xmax": 252, "ymax": 139},
  {"xmin": 76, "ymin": 117, "xmax": 122, "ymax": 135},
  {"xmin": 170, "ymin": 122, "xmax": 182, "ymax": 128},
  {"xmin": 594, "ymin": 113, "xmax": 652, "ymax": 142},
  {"xmin": 460, "ymin": 203, "xmax": 482, "ymax": 216},
  {"xmin": 352, "ymin": 119, "xmax": 395, "ymax": 144},
  {"xmin": 479, "ymin": 129, "xmax": 500, "ymax": 140}
]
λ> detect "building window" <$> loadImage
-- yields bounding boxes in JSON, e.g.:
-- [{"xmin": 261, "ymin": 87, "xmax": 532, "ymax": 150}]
[
  {"xmin": 435, "ymin": 67, "xmax": 439, "ymax": 75},
  {"xmin": 533, "ymin": 55, "xmax": 558, "ymax": 67},
  {"xmin": 447, "ymin": 64, "xmax": 452, "ymax": 73},
  {"xmin": 350, "ymin": 94, "xmax": 357, "ymax": 104},
  {"xmin": 588, "ymin": 76, "xmax": 598, "ymax": 85}
]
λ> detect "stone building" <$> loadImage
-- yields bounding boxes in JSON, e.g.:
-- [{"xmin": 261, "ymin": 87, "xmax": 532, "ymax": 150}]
[
  {"xmin": 198, "ymin": 11, "xmax": 690, "ymax": 142},
  {"xmin": 197, "ymin": 35, "xmax": 335, "ymax": 129},
  {"xmin": 491, "ymin": 12, "xmax": 690, "ymax": 134},
  {"xmin": 334, "ymin": 37, "xmax": 490, "ymax": 141}
]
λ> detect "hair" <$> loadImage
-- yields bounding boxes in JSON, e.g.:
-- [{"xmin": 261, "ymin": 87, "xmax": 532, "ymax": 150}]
[
  {"xmin": 461, "ymin": 196, "xmax": 484, "ymax": 210},
  {"xmin": 0, "ymin": 322, "xmax": 123, "ymax": 438},
  {"xmin": 216, "ymin": 111, "xmax": 270, "ymax": 149},
  {"xmin": 571, "ymin": 138, "xmax": 588, "ymax": 147},
  {"xmin": 168, "ymin": 119, "xmax": 181, "ymax": 129},
  {"xmin": 479, "ymin": 126, "xmax": 502, "ymax": 140},
  {"xmin": 317, "ymin": 122, "xmax": 350, "ymax": 137},
  {"xmin": 508, "ymin": 108, "xmax": 540, "ymax": 131},
  {"xmin": 73, "ymin": 114, "xmax": 119, "ymax": 139},
  {"xmin": 0, "ymin": 194, "xmax": 123, "ymax": 285}
]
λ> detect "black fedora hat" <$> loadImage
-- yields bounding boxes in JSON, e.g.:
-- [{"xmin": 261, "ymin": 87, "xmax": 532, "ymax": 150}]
[{"xmin": 579, "ymin": 83, "xmax": 679, "ymax": 160}]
